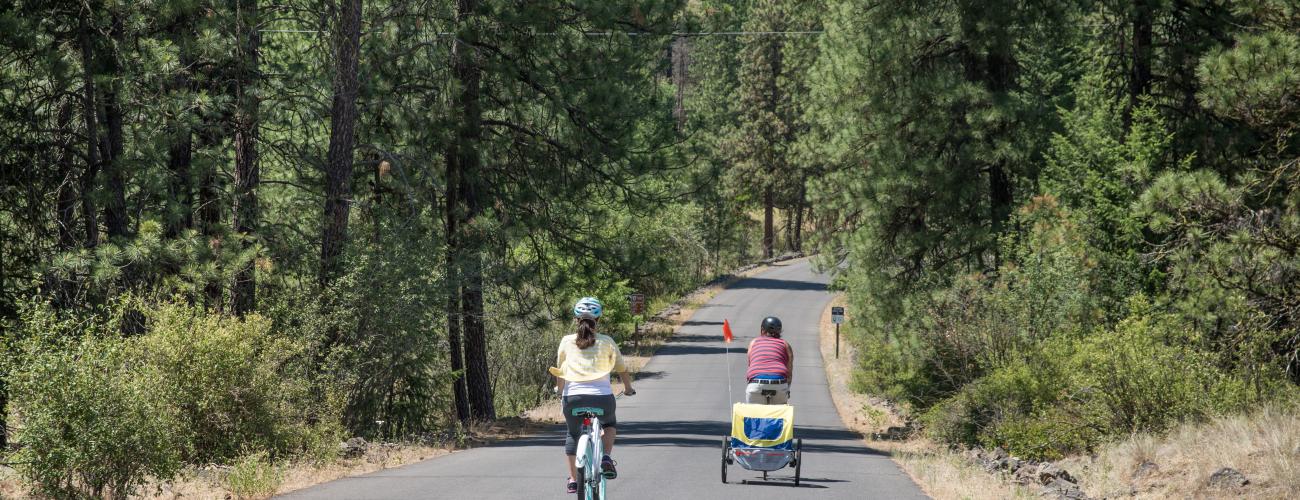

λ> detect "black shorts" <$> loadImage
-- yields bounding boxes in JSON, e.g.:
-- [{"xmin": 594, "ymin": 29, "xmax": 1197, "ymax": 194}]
[{"xmin": 562, "ymin": 394, "xmax": 617, "ymax": 455}]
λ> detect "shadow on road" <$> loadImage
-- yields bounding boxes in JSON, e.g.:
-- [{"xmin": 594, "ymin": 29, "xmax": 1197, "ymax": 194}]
[
  {"xmin": 727, "ymin": 277, "xmax": 827, "ymax": 292},
  {"xmin": 652, "ymin": 343, "xmax": 747, "ymax": 357},
  {"xmin": 484, "ymin": 420, "xmax": 889, "ymax": 458}
]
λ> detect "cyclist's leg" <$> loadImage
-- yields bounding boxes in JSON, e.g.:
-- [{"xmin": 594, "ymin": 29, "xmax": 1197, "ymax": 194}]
[
  {"xmin": 598, "ymin": 394, "xmax": 617, "ymax": 453},
  {"xmin": 562, "ymin": 396, "xmax": 582, "ymax": 481}
]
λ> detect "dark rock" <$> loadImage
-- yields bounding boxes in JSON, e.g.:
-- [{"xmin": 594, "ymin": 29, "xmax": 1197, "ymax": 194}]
[
  {"xmin": 871, "ymin": 425, "xmax": 913, "ymax": 441},
  {"xmin": 1132, "ymin": 460, "xmax": 1159, "ymax": 480},
  {"xmin": 1006, "ymin": 457, "xmax": 1022, "ymax": 471},
  {"xmin": 1014, "ymin": 464, "xmax": 1040, "ymax": 484},
  {"xmin": 340, "ymin": 436, "xmax": 368, "ymax": 458},
  {"xmin": 1207, "ymin": 467, "xmax": 1249, "ymax": 488},
  {"xmin": 991, "ymin": 446, "xmax": 1009, "ymax": 460},
  {"xmin": 1037, "ymin": 463, "xmax": 1075, "ymax": 485},
  {"xmin": 1040, "ymin": 478, "xmax": 1090, "ymax": 500}
]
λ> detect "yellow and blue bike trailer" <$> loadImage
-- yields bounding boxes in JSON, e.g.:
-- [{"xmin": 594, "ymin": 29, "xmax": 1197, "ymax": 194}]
[{"xmin": 722, "ymin": 403, "xmax": 802, "ymax": 485}]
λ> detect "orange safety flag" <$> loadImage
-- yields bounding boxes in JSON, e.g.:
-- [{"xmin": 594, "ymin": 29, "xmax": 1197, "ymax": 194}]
[{"xmin": 723, "ymin": 319, "xmax": 734, "ymax": 343}]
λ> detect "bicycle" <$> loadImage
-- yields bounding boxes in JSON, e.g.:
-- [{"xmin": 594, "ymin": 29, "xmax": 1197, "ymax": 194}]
[
  {"xmin": 569, "ymin": 389, "xmax": 634, "ymax": 500},
  {"xmin": 570, "ymin": 405, "xmax": 607, "ymax": 500}
]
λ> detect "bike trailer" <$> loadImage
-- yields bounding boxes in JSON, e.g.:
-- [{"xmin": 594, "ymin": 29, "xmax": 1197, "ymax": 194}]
[{"xmin": 722, "ymin": 402, "xmax": 802, "ymax": 484}]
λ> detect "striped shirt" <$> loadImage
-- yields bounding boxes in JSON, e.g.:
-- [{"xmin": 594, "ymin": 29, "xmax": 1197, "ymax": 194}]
[{"xmin": 746, "ymin": 336, "xmax": 790, "ymax": 381}]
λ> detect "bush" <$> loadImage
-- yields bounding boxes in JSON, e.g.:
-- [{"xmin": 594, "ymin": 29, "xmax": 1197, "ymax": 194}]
[
  {"xmin": 921, "ymin": 299, "xmax": 1255, "ymax": 460},
  {"xmin": 1066, "ymin": 303, "xmax": 1252, "ymax": 434},
  {"xmin": 223, "ymin": 451, "xmax": 285, "ymax": 500},
  {"xmin": 8, "ymin": 320, "xmax": 183, "ymax": 499},
  {"xmin": 4, "ymin": 299, "xmax": 342, "ymax": 497},
  {"xmin": 138, "ymin": 302, "xmax": 342, "ymax": 463}
]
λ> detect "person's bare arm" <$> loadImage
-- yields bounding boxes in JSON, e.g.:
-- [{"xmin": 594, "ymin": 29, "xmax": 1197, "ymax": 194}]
[
  {"xmin": 618, "ymin": 371, "xmax": 636, "ymax": 395},
  {"xmin": 786, "ymin": 343, "xmax": 794, "ymax": 383}
]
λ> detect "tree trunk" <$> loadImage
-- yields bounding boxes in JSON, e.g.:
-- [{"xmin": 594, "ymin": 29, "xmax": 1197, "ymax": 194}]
[
  {"xmin": 199, "ymin": 165, "xmax": 223, "ymax": 310},
  {"xmin": 102, "ymin": 12, "xmax": 129, "ymax": 239},
  {"xmin": 986, "ymin": 46, "xmax": 1016, "ymax": 259},
  {"xmin": 671, "ymin": 35, "xmax": 690, "ymax": 130},
  {"xmin": 762, "ymin": 186, "xmax": 774, "ymax": 259},
  {"xmin": 793, "ymin": 178, "xmax": 805, "ymax": 252},
  {"xmin": 1124, "ymin": 0, "xmax": 1154, "ymax": 132},
  {"xmin": 449, "ymin": 0, "xmax": 494, "ymax": 421},
  {"xmin": 165, "ymin": 25, "xmax": 195, "ymax": 239},
  {"xmin": 230, "ymin": 0, "xmax": 260, "ymax": 315},
  {"xmin": 461, "ymin": 247, "xmax": 494, "ymax": 420},
  {"xmin": 320, "ymin": 0, "xmax": 363, "ymax": 285},
  {"xmin": 55, "ymin": 101, "xmax": 79, "ymax": 251},
  {"xmin": 77, "ymin": 18, "xmax": 101, "ymax": 249},
  {"xmin": 443, "ymin": 164, "xmax": 470, "ymax": 424}
]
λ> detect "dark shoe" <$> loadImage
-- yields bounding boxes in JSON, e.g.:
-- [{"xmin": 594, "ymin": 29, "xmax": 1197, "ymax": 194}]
[
  {"xmin": 601, "ymin": 456, "xmax": 618, "ymax": 479},
  {"xmin": 567, "ymin": 477, "xmax": 577, "ymax": 493}
]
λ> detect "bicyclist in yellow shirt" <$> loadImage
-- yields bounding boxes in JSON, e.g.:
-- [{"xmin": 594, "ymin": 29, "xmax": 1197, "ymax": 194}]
[{"xmin": 550, "ymin": 297, "xmax": 636, "ymax": 494}]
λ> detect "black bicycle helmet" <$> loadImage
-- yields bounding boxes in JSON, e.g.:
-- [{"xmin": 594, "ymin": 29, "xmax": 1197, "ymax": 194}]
[{"xmin": 761, "ymin": 316, "xmax": 783, "ymax": 336}]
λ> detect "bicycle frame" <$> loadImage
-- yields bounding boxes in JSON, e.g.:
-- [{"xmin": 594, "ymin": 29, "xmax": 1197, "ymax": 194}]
[{"xmin": 573, "ymin": 412, "xmax": 606, "ymax": 500}]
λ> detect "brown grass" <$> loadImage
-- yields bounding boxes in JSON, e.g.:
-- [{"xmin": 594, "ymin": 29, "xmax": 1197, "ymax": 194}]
[
  {"xmin": 1061, "ymin": 404, "xmax": 1300, "ymax": 500},
  {"xmin": 817, "ymin": 294, "xmax": 1038, "ymax": 500},
  {"xmin": 0, "ymin": 444, "xmax": 449, "ymax": 500}
]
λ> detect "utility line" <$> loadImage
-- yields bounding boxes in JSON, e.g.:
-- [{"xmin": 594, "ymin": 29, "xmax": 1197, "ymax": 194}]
[{"xmin": 260, "ymin": 29, "xmax": 824, "ymax": 36}]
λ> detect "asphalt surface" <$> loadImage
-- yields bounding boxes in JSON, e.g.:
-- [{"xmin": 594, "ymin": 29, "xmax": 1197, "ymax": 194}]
[{"xmin": 280, "ymin": 259, "xmax": 928, "ymax": 499}]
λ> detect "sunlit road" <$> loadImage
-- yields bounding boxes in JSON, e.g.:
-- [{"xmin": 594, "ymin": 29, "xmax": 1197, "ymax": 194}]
[{"xmin": 280, "ymin": 259, "xmax": 928, "ymax": 499}]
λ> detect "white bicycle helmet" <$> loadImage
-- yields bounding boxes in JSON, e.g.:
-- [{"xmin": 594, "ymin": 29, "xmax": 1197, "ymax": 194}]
[{"xmin": 573, "ymin": 297, "xmax": 604, "ymax": 319}]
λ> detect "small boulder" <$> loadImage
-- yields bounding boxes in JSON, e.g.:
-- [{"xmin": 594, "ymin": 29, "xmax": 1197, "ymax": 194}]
[
  {"xmin": 1207, "ymin": 467, "xmax": 1249, "ymax": 489},
  {"xmin": 1014, "ymin": 464, "xmax": 1040, "ymax": 484},
  {"xmin": 1006, "ymin": 457, "xmax": 1022, "ymax": 471},
  {"xmin": 340, "ymin": 437, "xmax": 369, "ymax": 458},
  {"xmin": 1040, "ymin": 478, "xmax": 1090, "ymax": 500},
  {"xmin": 1037, "ymin": 463, "xmax": 1075, "ymax": 485},
  {"xmin": 991, "ymin": 446, "xmax": 1009, "ymax": 460},
  {"xmin": 1132, "ymin": 460, "xmax": 1159, "ymax": 480}
]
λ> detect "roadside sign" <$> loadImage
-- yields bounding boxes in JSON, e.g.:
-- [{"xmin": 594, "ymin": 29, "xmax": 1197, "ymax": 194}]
[
  {"xmin": 831, "ymin": 306, "xmax": 845, "ymax": 324},
  {"xmin": 628, "ymin": 293, "xmax": 645, "ymax": 315}
]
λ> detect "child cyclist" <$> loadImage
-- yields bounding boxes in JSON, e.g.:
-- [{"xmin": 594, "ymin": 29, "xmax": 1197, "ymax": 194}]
[{"xmin": 550, "ymin": 297, "xmax": 636, "ymax": 494}]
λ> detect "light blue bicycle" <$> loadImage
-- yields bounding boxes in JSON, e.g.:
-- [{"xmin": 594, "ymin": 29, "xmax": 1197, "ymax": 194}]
[{"xmin": 571, "ymin": 406, "xmax": 608, "ymax": 500}]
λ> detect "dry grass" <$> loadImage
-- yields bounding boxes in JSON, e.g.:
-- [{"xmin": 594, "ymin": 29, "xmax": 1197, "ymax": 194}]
[
  {"xmin": 817, "ymin": 294, "xmax": 1037, "ymax": 500},
  {"xmin": 0, "ymin": 443, "xmax": 449, "ymax": 500},
  {"xmin": 1061, "ymin": 404, "xmax": 1300, "ymax": 500}
]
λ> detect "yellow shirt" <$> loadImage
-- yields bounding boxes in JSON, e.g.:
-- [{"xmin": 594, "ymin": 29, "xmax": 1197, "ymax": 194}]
[{"xmin": 548, "ymin": 333, "xmax": 626, "ymax": 383}]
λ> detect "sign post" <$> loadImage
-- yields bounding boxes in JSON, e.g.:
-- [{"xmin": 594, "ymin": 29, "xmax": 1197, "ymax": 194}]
[
  {"xmin": 831, "ymin": 306, "xmax": 845, "ymax": 358},
  {"xmin": 628, "ymin": 293, "xmax": 645, "ymax": 350}
]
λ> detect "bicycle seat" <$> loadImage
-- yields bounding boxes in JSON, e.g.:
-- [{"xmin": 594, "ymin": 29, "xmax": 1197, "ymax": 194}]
[
  {"xmin": 570, "ymin": 407, "xmax": 605, "ymax": 416},
  {"xmin": 761, "ymin": 389, "xmax": 777, "ymax": 396}
]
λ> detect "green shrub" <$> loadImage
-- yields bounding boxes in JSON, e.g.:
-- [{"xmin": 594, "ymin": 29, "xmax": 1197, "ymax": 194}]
[
  {"xmin": 223, "ymin": 451, "xmax": 285, "ymax": 500},
  {"xmin": 9, "ymin": 324, "xmax": 183, "ymax": 499},
  {"xmin": 1066, "ymin": 303, "xmax": 1252, "ymax": 433},
  {"xmin": 138, "ymin": 302, "xmax": 342, "ymax": 463},
  {"xmin": 920, "ymin": 300, "xmax": 1256, "ymax": 460}
]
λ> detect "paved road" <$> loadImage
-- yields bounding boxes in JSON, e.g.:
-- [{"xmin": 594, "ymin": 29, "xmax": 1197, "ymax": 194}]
[{"xmin": 281, "ymin": 259, "xmax": 928, "ymax": 499}]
